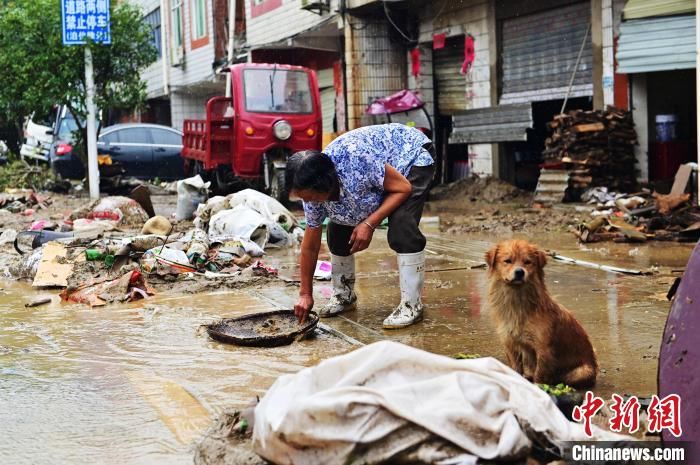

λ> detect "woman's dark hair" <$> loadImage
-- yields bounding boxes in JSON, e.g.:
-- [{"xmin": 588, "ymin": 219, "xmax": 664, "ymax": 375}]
[{"xmin": 286, "ymin": 150, "xmax": 338, "ymax": 193}]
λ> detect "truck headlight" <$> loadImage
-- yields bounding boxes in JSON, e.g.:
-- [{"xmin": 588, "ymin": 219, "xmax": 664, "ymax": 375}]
[{"xmin": 273, "ymin": 120, "xmax": 292, "ymax": 141}]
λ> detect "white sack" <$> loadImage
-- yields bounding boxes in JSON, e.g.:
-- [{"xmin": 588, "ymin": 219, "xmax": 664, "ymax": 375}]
[
  {"xmin": 209, "ymin": 205, "xmax": 270, "ymax": 250},
  {"xmin": 228, "ymin": 188, "xmax": 297, "ymax": 229},
  {"xmin": 253, "ymin": 341, "xmax": 627, "ymax": 465},
  {"xmin": 176, "ymin": 175, "xmax": 210, "ymax": 221}
]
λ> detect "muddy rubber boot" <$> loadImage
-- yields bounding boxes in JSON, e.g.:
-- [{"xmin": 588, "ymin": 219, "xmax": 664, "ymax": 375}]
[
  {"xmin": 383, "ymin": 250, "xmax": 425, "ymax": 329},
  {"xmin": 319, "ymin": 254, "xmax": 357, "ymax": 318}
]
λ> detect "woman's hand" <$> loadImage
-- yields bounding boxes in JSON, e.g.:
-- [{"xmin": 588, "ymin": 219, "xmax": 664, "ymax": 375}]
[
  {"xmin": 294, "ymin": 293, "xmax": 314, "ymax": 324},
  {"xmin": 349, "ymin": 222, "xmax": 375, "ymax": 253}
]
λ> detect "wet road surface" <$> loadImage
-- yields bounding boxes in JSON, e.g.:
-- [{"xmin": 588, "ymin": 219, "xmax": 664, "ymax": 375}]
[{"xmin": 0, "ymin": 222, "xmax": 692, "ymax": 464}]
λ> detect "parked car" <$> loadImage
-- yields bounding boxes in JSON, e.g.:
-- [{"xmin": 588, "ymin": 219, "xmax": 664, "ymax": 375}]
[
  {"xmin": 20, "ymin": 109, "xmax": 57, "ymax": 162},
  {"xmin": 50, "ymin": 122, "xmax": 185, "ymax": 181}
]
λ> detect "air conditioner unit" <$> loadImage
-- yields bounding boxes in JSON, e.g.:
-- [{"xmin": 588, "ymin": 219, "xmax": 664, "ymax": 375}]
[{"xmin": 171, "ymin": 45, "xmax": 184, "ymax": 67}]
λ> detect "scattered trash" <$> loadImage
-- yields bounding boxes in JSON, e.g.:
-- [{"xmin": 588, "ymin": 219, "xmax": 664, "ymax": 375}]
[
  {"xmin": 28, "ymin": 219, "xmax": 58, "ymax": 231},
  {"xmin": 13, "ymin": 247, "xmax": 43, "ymax": 279},
  {"xmin": 141, "ymin": 215, "xmax": 172, "ymax": 236},
  {"xmin": 186, "ymin": 229, "xmax": 210, "ymax": 268},
  {"xmin": 129, "ymin": 184, "xmax": 156, "ymax": 218},
  {"xmin": 142, "ymin": 247, "xmax": 196, "ymax": 275},
  {"xmin": 0, "ymin": 229, "xmax": 17, "ymax": 245},
  {"xmin": 71, "ymin": 218, "xmax": 117, "ymax": 234},
  {"xmin": 549, "ymin": 252, "xmax": 651, "ymax": 275},
  {"xmin": 313, "ymin": 261, "xmax": 332, "ymax": 280},
  {"xmin": 196, "ymin": 189, "xmax": 300, "ymax": 249},
  {"xmin": 248, "ymin": 261, "xmax": 278, "ymax": 278},
  {"xmin": 60, "ymin": 269, "xmax": 155, "ymax": 307},
  {"xmin": 209, "ymin": 206, "xmax": 271, "ymax": 249},
  {"xmin": 70, "ymin": 196, "xmax": 149, "ymax": 229},
  {"xmin": 653, "ymin": 192, "xmax": 690, "ymax": 216},
  {"xmin": 176, "ymin": 175, "xmax": 210, "ymax": 221},
  {"xmin": 25, "ymin": 296, "xmax": 52, "ymax": 308},
  {"xmin": 32, "ymin": 242, "xmax": 74, "ymax": 287}
]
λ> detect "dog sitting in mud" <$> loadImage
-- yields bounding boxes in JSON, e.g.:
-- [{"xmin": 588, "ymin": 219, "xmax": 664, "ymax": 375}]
[{"xmin": 485, "ymin": 239, "xmax": 598, "ymax": 388}]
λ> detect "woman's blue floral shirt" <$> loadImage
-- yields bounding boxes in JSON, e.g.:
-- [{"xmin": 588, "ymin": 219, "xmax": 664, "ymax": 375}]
[{"xmin": 303, "ymin": 123, "xmax": 434, "ymax": 228}]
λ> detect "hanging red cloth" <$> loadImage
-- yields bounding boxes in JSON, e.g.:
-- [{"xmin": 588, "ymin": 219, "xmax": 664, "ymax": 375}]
[
  {"xmin": 432, "ymin": 32, "xmax": 446, "ymax": 50},
  {"xmin": 410, "ymin": 47, "xmax": 421, "ymax": 77},
  {"xmin": 460, "ymin": 34, "xmax": 475, "ymax": 75}
]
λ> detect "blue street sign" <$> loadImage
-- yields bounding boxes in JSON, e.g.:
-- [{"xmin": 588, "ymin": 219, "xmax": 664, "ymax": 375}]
[{"xmin": 61, "ymin": 0, "xmax": 111, "ymax": 45}]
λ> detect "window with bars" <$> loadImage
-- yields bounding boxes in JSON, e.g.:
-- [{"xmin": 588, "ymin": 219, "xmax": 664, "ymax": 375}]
[{"xmin": 144, "ymin": 8, "xmax": 162, "ymax": 58}]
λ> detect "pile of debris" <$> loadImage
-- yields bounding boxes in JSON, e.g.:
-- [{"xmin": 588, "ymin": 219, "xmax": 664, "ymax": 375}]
[
  {"xmin": 573, "ymin": 164, "xmax": 699, "ymax": 243},
  {"xmin": 428, "ymin": 175, "xmax": 530, "ymax": 204},
  {"xmin": 0, "ymin": 190, "xmax": 51, "ymax": 216},
  {"xmin": 6, "ymin": 180, "xmax": 302, "ymax": 307},
  {"xmin": 543, "ymin": 107, "xmax": 638, "ymax": 195}
]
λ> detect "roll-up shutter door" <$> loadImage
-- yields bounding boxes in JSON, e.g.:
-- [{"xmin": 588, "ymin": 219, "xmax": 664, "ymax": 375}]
[
  {"xmin": 500, "ymin": 1, "xmax": 593, "ymax": 104},
  {"xmin": 317, "ymin": 68, "xmax": 335, "ymax": 135},
  {"xmin": 434, "ymin": 35, "xmax": 467, "ymax": 115}
]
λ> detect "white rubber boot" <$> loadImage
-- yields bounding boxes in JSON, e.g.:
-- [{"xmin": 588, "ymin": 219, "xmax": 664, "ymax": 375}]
[
  {"xmin": 383, "ymin": 250, "xmax": 425, "ymax": 329},
  {"xmin": 319, "ymin": 254, "xmax": 357, "ymax": 318}
]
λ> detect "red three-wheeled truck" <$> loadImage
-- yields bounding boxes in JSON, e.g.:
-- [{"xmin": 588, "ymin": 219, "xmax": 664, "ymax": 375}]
[{"xmin": 181, "ymin": 63, "xmax": 322, "ymax": 203}]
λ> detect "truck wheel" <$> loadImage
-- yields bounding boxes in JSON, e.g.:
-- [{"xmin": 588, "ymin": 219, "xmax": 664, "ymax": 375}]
[
  {"xmin": 193, "ymin": 161, "xmax": 209, "ymax": 181},
  {"xmin": 270, "ymin": 167, "xmax": 288, "ymax": 205}
]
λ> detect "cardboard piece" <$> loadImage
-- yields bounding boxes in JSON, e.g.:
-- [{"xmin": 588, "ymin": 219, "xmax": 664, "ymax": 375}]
[{"xmin": 32, "ymin": 242, "xmax": 73, "ymax": 287}]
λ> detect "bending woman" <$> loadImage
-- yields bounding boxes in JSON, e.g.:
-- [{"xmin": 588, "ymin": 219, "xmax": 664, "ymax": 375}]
[{"xmin": 285, "ymin": 123, "xmax": 435, "ymax": 329}]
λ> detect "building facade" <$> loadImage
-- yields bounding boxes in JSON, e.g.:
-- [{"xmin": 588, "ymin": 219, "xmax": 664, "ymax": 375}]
[
  {"xmin": 136, "ymin": 0, "xmax": 245, "ymax": 131},
  {"xmin": 133, "ymin": 0, "xmax": 695, "ymax": 188}
]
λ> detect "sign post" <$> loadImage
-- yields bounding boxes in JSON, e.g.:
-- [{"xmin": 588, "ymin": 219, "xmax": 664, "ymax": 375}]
[{"xmin": 61, "ymin": 0, "xmax": 111, "ymax": 200}]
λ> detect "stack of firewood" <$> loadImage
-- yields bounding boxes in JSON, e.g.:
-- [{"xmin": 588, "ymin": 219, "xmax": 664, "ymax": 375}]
[{"xmin": 543, "ymin": 107, "xmax": 637, "ymax": 192}]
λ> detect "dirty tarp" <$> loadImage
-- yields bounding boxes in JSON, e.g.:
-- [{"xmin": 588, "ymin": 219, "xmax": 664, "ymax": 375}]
[{"xmin": 253, "ymin": 341, "xmax": 627, "ymax": 465}]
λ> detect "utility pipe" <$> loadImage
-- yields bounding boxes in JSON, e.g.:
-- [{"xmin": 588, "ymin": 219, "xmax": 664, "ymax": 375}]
[
  {"xmin": 160, "ymin": 0, "xmax": 170, "ymax": 95},
  {"xmin": 226, "ymin": 0, "xmax": 237, "ymax": 97}
]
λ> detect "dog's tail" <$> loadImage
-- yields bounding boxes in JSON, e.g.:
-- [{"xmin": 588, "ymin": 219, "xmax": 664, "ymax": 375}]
[{"xmin": 563, "ymin": 364, "xmax": 598, "ymax": 388}]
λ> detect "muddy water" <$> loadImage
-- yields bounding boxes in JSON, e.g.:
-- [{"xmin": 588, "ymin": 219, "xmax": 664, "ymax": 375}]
[
  {"xmin": 0, "ymin": 282, "xmax": 351, "ymax": 465},
  {"xmin": 269, "ymin": 225, "xmax": 692, "ymax": 401},
  {"xmin": 0, "ymin": 221, "xmax": 691, "ymax": 464}
]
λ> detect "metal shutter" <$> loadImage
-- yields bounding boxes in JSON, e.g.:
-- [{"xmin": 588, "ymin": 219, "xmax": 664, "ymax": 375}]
[
  {"xmin": 317, "ymin": 68, "xmax": 335, "ymax": 135},
  {"xmin": 500, "ymin": 1, "xmax": 593, "ymax": 104},
  {"xmin": 434, "ymin": 35, "xmax": 467, "ymax": 115},
  {"xmin": 617, "ymin": 15, "xmax": 696, "ymax": 74}
]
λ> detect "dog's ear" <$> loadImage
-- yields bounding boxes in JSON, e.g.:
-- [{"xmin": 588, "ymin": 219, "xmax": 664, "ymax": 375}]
[
  {"xmin": 485, "ymin": 245, "xmax": 498, "ymax": 269},
  {"xmin": 535, "ymin": 248, "xmax": 548, "ymax": 268}
]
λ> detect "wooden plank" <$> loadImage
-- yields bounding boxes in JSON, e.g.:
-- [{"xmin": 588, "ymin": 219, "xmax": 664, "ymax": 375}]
[
  {"xmin": 670, "ymin": 163, "xmax": 693, "ymax": 196},
  {"xmin": 33, "ymin": 242, "xmax": 73, "ymax": 288},
  {"xmin": 571, "ymin": 122, "xmax": 605, "ymax": 133}
]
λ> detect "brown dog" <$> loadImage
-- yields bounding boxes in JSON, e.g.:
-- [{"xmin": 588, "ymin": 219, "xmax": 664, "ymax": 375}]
[{"xmin": 485, "ymin": 239, "xmax": 598, "ymax": 388}]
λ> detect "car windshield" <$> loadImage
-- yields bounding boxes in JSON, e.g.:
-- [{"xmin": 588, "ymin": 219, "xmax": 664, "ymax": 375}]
[
  {"xmin": 243, "ymin": 69, "xmax": 313, "ymax": 114},
  {"xmin": 57, "ymin": 111, "xmax": 79, "ymax": 141}
]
